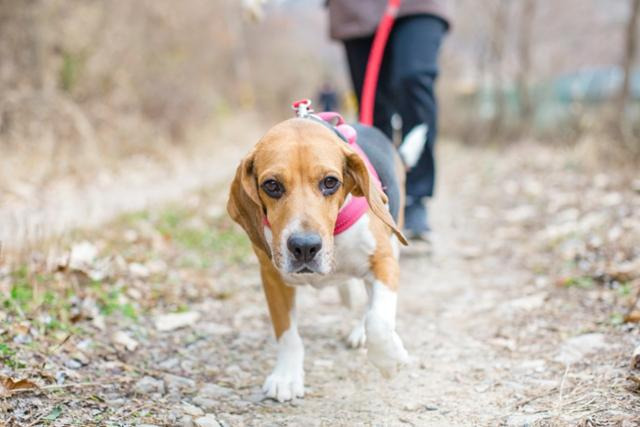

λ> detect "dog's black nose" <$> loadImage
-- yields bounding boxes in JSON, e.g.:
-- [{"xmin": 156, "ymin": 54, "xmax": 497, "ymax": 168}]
[{"xmin": 287, "ymin": 233, "xmax": 322, "ymax": 263}]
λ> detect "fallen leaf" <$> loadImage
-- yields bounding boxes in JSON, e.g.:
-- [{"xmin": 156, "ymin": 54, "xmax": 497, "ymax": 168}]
[
  {"xmin": 631, "ymin": 345, "xmax": 640, "ymax": 370},
  {"xmin": 624, "ymin": 311, "xmax": 640, "ymax": 323},
  {"xmin": 0, "ymin": 375, "xmax": 38, "ymax": 396},
  {"xmin": 43, "ymin": 406, "xmax": 62, "ymax": 421},
  {"xmin": 154, "ymin": 311, "xmax": 200, "ymax": 331}
]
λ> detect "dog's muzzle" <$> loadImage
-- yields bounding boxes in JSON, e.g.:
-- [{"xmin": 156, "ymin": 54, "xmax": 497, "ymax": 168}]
[{"xmin": 286, "ymin": 232, "xmax": 323, "ymax": 274}]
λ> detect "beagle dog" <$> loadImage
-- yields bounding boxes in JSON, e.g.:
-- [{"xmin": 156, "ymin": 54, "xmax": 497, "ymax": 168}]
[{"xmin": 227, "ymin": 114, "xmax": 409, "ymax": 402}]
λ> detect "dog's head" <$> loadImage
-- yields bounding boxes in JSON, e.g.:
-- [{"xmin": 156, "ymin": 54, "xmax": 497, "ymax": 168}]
[{"xmin": 227, "ymin": 118, "xmax": 405, "ymax": 277}]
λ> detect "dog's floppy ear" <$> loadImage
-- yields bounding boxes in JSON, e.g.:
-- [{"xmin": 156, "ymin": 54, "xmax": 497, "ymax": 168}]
[
  {"xmin": 227, "ymin": 148, "xmax": 271, "ymax": 256},
  {"xmin": 342, "ymin": 146, "xmax": 409, "ymax": 246}
]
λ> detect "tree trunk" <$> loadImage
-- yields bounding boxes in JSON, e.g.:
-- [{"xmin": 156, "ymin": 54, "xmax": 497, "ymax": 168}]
[
  {"xmin": 488, "ymin": 0, "xmax": 509, "ymax": 138},
  {"xmin": 516, "ymin": 0, "xmax": 536, "ymax": 125},
  {"xmin": 618, "ymin": 0, "xmax": 640, "ymax": 122}
]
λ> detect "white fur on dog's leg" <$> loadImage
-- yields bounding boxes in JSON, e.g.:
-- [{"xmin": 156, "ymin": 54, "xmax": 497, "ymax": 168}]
[
  {"xmin": 364, "ymin": 281, "xmax": 408, "ymax": 378},
  {"xmin": 365, "ymin": 312, "xmax": 409, "ymax": 378},
  {"xmin": 263, "ymin": 324, "xmax": 304, "ymax": 402},
  {"xmin": 346, "ymin": 318, "xmax": 366, "ymax": 348}
]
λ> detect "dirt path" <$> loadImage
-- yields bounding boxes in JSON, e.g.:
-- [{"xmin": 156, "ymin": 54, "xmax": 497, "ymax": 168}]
[{"xmin": 2, "ymin": 142, "xmax": 639, "ymax": 426}]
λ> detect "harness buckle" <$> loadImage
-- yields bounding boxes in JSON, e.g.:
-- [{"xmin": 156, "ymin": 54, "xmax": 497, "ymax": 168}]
[{"xmin": 292, "ymin": 98, "xmax": 313, "ymax": 118}]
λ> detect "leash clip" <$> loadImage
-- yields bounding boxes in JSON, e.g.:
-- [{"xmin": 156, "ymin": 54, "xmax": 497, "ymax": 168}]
[{"xmin": 292, "ymin": 98, "xmax": 313, "ymax": 118}]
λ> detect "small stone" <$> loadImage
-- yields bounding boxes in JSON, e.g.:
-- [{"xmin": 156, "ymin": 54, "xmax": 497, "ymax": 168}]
[
  {"xmin": 194, "ymin": 414, "xmax": 221, "ymax": 427},
  {"xmin": 192, "ymin": 397, "xmax": 218, "ymax": 412},
  {"xmin": 216, "ymin": 413, "xmax": 242, "ymax": 427},
  {"xmin": 69, "ymin": 241, "xmax": 98, "ymax": 271},
  {"xmin": 64, "ymin": 358, "xmax": 83, "ymax": 369},
  {"xmin": 112, "ymin": 331, "xmax": 139, "ymax": 351},
  {"xmin": 106, "ymin": 398, "xmax": 126, "ymax": 407},
  {"xmin": 164, "ymin": 374, "xmax": 196, "ymax": 393},
  {"xmin": 403, "ymin": 401, "xmax": 420, "ymax": 411},
  {"xmin": 181, "ymin": 402, "xmax": 204, "ymax": 417},
  {"xmin": 134, "ymin": 376, "xmax": 165, "ymax": 395},
  {"xmin": 70, "ymin": 351, "xmax": 90, "ymax": 365},
  {"xmin": 245, "ymin": 391, "xmax": 265, "ymax": 403},
  {"xmin": 198, "ymin": 383, "xmax": 233, "ymax": 399},
  {"xmin": 474, "ymin": 383, "xmax": 491, "ymax": 393},
  {"xmin": 155, "ymin": 312, "xmax": 201, "ymax": 331},
  {"xmin": 159, "ymin": 357, "xmax": 180, "ymax": 370}
]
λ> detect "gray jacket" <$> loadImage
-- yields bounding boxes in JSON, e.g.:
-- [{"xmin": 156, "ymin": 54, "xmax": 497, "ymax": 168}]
[{"xmin": 328, "ymin": 0, "xmax": 450, "ymax": 40}]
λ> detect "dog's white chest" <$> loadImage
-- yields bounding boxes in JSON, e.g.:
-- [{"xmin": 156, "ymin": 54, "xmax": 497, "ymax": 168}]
[{"xmin": 333, "ymin": 213, "xmax": 376, "ymax": 277}]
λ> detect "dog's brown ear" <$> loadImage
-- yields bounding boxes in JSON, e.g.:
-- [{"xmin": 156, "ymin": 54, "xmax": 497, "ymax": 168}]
[
  {"xmin": 227, "ymin": 149, "xmax": 271, "ymax": 255},
  {"xmin": 343, "ymin": 146, "xmax": 408, "ymax": 246}
]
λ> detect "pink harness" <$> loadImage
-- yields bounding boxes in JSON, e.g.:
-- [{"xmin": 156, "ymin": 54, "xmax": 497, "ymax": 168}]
[{"xmin": 263, "ymin": 100, "xmax": 381, "ymax": 235}]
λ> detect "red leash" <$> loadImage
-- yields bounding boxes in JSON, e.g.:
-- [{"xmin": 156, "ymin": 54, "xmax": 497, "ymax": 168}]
[{"xmin": 359, "ymin": 0, "xmax": 402, "ymax": 126}]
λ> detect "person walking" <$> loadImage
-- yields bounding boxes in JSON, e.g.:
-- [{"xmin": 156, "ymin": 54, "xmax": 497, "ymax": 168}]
[
  {"xmin": 328, "ymin": 0, "xmax": 450, "ymax": 241},
  {"xmin": 317, "ymin": 80, "xmax": 340, "ymax": 112}
]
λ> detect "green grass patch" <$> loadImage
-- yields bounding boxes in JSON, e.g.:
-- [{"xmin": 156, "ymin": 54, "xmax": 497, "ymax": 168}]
[
  {"xmin": 151, "ymin": 204, "xmax": 251, "ymax": 265},
  {"xmin": 561, "ymin": 276, "xmax": 595, "ymax": 289},
  {"xmin": 616, "ymin": 282, "xmax": 632, "ymax": 297},
  {"xmin": 0, "ymin": 343, "xmax": 25, "ymax": 369},
  {"xmin": 610, "ymin": 312, "xmax": 625, "ymax": 326},
  {"xmin": 90, "ymin": 281, "xmax": 138, "ymax": 320}
]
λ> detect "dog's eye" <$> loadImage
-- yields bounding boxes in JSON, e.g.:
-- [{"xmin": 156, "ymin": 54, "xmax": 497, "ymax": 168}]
[
  {"xmin": 320, "ymin": 176, "xmax": 341, "ymax": 196},
  {"xmin": 261, "ymin": 179, "xmax": 284, "ymax": 198}
]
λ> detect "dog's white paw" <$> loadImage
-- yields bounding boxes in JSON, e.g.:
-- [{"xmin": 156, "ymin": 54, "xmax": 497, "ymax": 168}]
[
  {"xmin": 346, "ymin": 322, "xmax": 366, "ymax": 348},
  {"xmin": 365, "ymin": 312, "xmax": 409, "ymax": 378},
  {"xmin": 262, "ymin": 367, "xmax": 304, "ymax": 402}
]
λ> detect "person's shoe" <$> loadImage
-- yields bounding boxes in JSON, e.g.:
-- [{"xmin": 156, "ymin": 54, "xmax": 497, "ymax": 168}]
[{"xmin": 403, "ymin": 198, "xmax": 432, "ymax": 242}]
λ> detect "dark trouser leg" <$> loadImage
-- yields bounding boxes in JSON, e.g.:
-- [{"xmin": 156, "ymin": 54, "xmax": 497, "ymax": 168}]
[
  {"xmin": 343, "ymin": 37, "xmax": 395, "ymax": 138},
  {"xmin": 389, "ymin": 15, "xmax": 446, "ymax": 200}
]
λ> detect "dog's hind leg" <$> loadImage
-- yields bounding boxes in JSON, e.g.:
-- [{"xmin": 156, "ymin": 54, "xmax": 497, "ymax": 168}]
[
  {"xmin": 342, "ymin": 278, "xmax": 369, "ymax": 349},
  {"xmin": 338, "ymin": 277, "xmax": 362, "ymax": 310},
  {"xmin": 346, "ymin": 315, "xmax": 367, "ymax": 349}
]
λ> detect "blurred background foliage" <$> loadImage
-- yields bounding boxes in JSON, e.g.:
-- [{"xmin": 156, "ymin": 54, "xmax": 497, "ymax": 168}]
[{"xmin": 0, "ymin": 0, "xmax": 638, "ymax": 172}]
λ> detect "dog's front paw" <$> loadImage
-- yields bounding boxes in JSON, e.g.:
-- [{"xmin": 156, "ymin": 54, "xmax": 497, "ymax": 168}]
[
  {"xmin": 365, "ymin": 313, "xmax": 409, "ymax": 378},
  {"xmin": 262, "ymin": 366, "xmax": 304, "ymax": 402},
  {"xmin": 346, "ymin": 322, "xmax": 366, "ymax": 349}
]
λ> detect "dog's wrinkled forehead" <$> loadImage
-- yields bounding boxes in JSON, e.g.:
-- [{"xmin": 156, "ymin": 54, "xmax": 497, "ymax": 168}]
[{"xmin": 253, "ymin": 118, "xmax": 345, "ymax": 177}]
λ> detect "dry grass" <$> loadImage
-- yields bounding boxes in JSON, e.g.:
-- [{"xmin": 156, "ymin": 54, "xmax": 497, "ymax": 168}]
[{"xmin": 0, "ymin": 0, "xmax": 342, "ymax": 247}]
